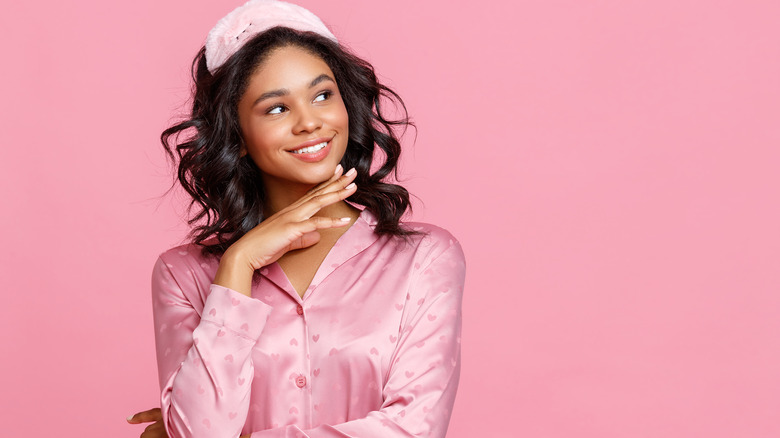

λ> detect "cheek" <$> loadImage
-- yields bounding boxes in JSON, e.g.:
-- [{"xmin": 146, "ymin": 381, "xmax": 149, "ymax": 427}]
[
  {"xmin": 330, "ymin": 104, "xmax": 349, "ymax": 135},
  {"xmin": 244, "ymin": 124, "xmax": 284, "ymax": 154}
]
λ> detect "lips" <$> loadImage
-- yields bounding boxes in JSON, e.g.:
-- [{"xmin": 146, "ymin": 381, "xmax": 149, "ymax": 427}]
[
  {"xmin": 288, "ymin": 137, "xmax": 333, "ymax": 153},
  {"xmin": 289, "ymin": 141, "xmax": 328, "ymax": 155},
  {"xmin": 287, "ymin": 137, "xmax": 333, "ymax": 163}
]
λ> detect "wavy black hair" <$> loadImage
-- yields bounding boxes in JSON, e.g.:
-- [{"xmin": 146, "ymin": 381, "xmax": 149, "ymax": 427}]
[{"xmin": 161, "ymin": 27, "xmax": 419, "ymax": 255}]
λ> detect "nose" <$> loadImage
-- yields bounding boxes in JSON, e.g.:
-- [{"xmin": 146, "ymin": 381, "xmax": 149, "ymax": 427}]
[{"xmin": 292, "ymin": 106, "xmax": 322, "ymax": 134}]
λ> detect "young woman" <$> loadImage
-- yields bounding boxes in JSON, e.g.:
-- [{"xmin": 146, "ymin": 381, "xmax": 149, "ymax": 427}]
[{"xmin": 127, "ymin": 1, "xmax": 465, "ymax": 437}]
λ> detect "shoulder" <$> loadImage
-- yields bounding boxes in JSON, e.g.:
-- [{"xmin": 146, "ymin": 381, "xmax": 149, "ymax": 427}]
[
  {"xmin": 156, "ymin": 242, "xmax": 211, "ymax": 269},
  {"xmin": 153, "ymin": 242, "xmax": 220, "ymax": 288},
  {"xmin": 398, "ymin": 222, "xmax": 467, "ymax": 301},
  {"xmin": 151, "ymin": 242, "xmax": 222, "ymax": 310},
  {"xmin": 400, "ymin": 221, "xmax": 466, "ymax": 268}
]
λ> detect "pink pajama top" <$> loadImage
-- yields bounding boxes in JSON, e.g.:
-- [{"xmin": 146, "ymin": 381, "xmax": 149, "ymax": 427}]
[{"xmin": 151, "ymin": 208, "xmax": 466, "ymax": 438}]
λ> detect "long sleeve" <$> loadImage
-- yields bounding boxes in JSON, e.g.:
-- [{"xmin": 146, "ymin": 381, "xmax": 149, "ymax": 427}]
[
  {"xmin": 151, "ymin": 256, "xmax": 274, "ymax": 438},
  {"xmin": 248, "ymin": 240, "xmax": 466, "ymax": 438}
]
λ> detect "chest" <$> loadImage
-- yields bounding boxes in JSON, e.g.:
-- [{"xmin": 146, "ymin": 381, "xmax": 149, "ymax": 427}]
[
  {"xmin": 248, "ymin": 256, "xmax": 414, "ymax": 377},
  {"xmin": 276, "ymin": 231, "xmax": 343, "ymax": 298}
]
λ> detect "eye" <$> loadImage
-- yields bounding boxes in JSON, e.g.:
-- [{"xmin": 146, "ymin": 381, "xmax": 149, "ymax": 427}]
[
  {"xmin": 313, "ymin": 90, "xmax": 332, "ymax": 102},
  {"xmin": 266, "ymin": 104, "xmax": 287, "ymax": 115}
]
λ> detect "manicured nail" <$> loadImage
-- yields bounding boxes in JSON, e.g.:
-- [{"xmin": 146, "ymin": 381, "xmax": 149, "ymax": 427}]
[
  {"xmin": 127, "ymin": 415, "xmax": 134, "ymax": 422},
  {"xmin": 346, "ymin": 168, "xmax": 356, "ymax": 177},
  {"xmin": 334, "ymin": 164, "xmax": 342, "ymax": 175},
  {"xmin": 340, "ymin": 217, "xmax": 351, "ymax": 222},
  {"xmin": 345, "ymin": 183, "xmax": 356, "ymax": 190}
]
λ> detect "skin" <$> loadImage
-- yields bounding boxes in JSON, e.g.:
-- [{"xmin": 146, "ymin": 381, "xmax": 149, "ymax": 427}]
[{"xmin": 128, "ymin": 45, "xmax": 361, "ymax": 438}]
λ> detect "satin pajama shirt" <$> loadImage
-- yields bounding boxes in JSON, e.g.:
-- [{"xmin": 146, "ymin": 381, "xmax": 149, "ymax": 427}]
[{"xmin": 151, "ymin": 207, "xmax": 466, "ymax": 437}]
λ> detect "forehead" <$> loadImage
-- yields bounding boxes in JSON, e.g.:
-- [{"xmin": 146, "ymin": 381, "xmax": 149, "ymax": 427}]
[{"xmin": 248, "ymin": 45, "xmax": 334, "ymax": 91}]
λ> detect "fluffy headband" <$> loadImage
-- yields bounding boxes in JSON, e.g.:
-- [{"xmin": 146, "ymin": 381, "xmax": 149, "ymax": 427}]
[{"xmin": 205, "ymin": 0, "xmax": 338, "ymax": 73}]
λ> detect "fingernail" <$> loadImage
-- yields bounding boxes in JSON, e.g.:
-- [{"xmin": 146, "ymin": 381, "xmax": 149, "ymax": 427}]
[
  {"xmin": 334, "ymin": 164, "xmax": 342, "ymax": 175},
  {"xmin": 346, "ymin": 168, "xmax": 356, "ymax": 177},
  {"xmin": 340, "ymin": 217, "xmax": 351, "ymax": 222},
  {"xmin": 126, "ymin": 415, "xmax": 134, "ymax": 421},
  {"xmin": 345, "ymin": 183, "xmax": 356, "ymax": 190}
]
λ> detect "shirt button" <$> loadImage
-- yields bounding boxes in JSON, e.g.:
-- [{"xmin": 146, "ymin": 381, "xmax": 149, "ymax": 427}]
[
  {"xmin": 295, "ymin": 375, "xmax": 307, "ymax": 388},
  {"xmin": 296, "ymin": 305, "xmax": 304, "ymax": 315}
]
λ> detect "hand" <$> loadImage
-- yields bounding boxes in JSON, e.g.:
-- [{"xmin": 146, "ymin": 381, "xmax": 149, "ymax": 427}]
[
  {"xmin": 128, "ymin": 408, "xmax": 251, "ymax": 438},
  {"xmin": 127, "ymin": 408, "xmax": 167, "ymax": 438},
  {"xmin": 237, "ymin": 164, "xmax": 358, "ymax": 268},
  {"xmin": 215, "ymin": 164, "xmax": 358, "ymax": 296}
]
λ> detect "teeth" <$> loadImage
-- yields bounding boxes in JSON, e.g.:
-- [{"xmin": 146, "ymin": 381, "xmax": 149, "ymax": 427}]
[{"xmin": 291, "ymin": 141, "xmax": 327, "ymax": 154}]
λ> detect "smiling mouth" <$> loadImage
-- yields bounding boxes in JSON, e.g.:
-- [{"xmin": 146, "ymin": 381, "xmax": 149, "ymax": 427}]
[{"xmin": 289, "ymin": 141, "xmax": 328, "ymax": 154}]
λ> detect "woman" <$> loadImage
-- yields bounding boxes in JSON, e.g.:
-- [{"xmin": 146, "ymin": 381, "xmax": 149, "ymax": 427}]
[{"xmin": 128, "ymin": 1, "xmax": 465, "ymax": 437}]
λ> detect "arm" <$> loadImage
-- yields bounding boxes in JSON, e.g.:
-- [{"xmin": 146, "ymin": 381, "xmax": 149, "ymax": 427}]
[
  {"xmin": 249, "ymin": 240, "xmax": 467, "ymax": 438},
  {"xmin": 127, "ymin": 408, "xmax": 251, "ymax": 438},
  {"xmin": 152, "ymin": 256, "xmax": 273, "ymax": 438},
  {"xmin": 149, "ymin": 167, "xmax": 359, "ymax": 438}
]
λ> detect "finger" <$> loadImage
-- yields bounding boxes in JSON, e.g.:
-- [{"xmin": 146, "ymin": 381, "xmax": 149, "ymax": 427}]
[
  {"xmin": 305, "ymin": 164, "xmax": 344, "ymax": 196},
  {"xmin": 140, "ymin": 421, "xmax": 167, "ymax": 438},
  {"xmin": 285, "ymin": 214, "xmax": 354, "ymax": 251},
  {"xmin": 312, "ymin": 167, "xmax": 357, "ymax": 197},
  {"xmin": 285, "ymin": 230, "xmax": 322, "ymax": 252},
  {"xmin": 298, "ymin": 215, "xmax": 353, "ymax": 237},
  {"xmin": 127, "ymin": 408, "xmax": 162, "ymax": 424},
  {"xmin": 292, "ymin": 167, "xmax": 356, "ymax": 210},
  {"xmin": 295, "ymin": 182, "xmax": 357, "ymax": 221},
  {"xmin": 145, "ymin": 422, "xmax": 165, "ymax": 432},
  {"xmin": 278, "ymin": 165, "xmax": 348, "ymax": 216}
]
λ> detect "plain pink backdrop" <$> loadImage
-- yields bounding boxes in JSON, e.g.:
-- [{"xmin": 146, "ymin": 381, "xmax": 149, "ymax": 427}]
[{"xmin": 1, "ymin": 1, "xmax": 778, "ymax": 437}]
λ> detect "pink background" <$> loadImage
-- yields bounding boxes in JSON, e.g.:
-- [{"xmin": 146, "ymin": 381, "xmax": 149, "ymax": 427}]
[{"xmin": 1, "ymin": 0, "xmax": 778, "ymax": 436}]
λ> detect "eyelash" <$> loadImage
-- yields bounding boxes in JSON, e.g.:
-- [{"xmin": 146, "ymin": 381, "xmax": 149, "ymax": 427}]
[
  {"xmin": 314, "ymin": 90, "xmax": 333, "ymax": 102},
  {"xmin": 266, "ymin": 90, "xmax": 333, "ymax": 115}
]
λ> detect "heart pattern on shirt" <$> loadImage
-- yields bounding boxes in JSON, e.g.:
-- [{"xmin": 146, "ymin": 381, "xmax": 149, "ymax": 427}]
[{"xmin": 155, "ymin": 226, "xmax": 465, "ymax": 433}]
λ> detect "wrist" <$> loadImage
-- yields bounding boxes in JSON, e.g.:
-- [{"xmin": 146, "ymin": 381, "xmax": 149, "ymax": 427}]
[
  {"xmin": 222, "ymin": 245, "xmax": 253, "ymax": 270},
  {"xmin": 214, "ymin": 248, "xmax": 255, "ymax": 296}
]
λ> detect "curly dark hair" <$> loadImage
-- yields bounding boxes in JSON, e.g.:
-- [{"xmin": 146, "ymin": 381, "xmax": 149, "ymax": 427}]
[{"xmin": 161, "ymin": 27, "xmax": 419, "ymax": 255}]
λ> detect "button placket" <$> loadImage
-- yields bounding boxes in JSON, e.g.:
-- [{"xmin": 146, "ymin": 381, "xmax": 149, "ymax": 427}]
[{"xmin": 298, "ymin": 300, "xmax": 314, "ymax": 423}]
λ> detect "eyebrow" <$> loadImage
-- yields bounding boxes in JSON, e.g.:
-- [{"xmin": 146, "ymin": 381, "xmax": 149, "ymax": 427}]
[{"xmin": 252, "ymin": 74, "xmax": 336, "ymax": 107}]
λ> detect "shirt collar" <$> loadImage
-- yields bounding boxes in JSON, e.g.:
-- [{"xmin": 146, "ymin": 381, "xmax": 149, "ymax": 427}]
[{"xmin": 262, "ymin": 204, "xmax": 380, "ymax": 302}]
